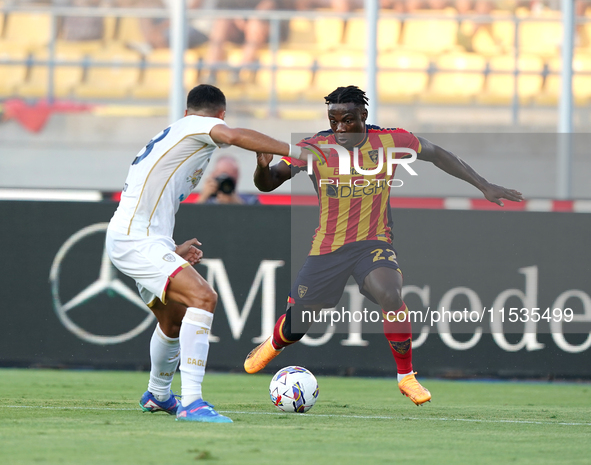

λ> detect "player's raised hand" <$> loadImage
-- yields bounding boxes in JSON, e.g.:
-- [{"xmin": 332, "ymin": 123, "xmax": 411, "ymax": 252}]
[
  {"xmin": 175, "ymin": 238, "xmax": 203, "ymax": 265},
  {"xmin": 481, "ymin": 183, "xmax": 524, "ymax": 207},
  {"xmin": 256, "ymin": 152, "xmax": 274, "ymax": 169}
]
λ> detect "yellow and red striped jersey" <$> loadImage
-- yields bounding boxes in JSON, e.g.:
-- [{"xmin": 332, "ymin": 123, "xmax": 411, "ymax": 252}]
[{"xmin": 282, "ymin": 125, "xmax": 421, "ymax": 255}]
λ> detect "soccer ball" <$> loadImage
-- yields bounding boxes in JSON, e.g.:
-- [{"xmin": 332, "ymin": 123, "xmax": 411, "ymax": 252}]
[{"xmin": 269, "ymin": 366, "xmax": 319, "ymax": 413}]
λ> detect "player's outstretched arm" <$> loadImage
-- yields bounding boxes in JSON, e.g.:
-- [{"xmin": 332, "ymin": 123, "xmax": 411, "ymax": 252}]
[
  {"xmin": 417, "ymin": 136, "xmax": 524, "ymax": 207},
  {"xmin": 210, "ymin": 125, "xmax": 292, "ymax": 156},
  {"xmin": 253, "ymin": 152, "xmax": 293, "ymax": 192}
]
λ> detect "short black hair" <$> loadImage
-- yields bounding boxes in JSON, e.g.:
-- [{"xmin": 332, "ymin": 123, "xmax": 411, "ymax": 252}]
[
  {"xmin": 324, "ymin": 85, "xmax": 368, "ymax": 107},
  {"xmin": 187, "ymin": 84, "xmax": 226, "ymax": 114}
]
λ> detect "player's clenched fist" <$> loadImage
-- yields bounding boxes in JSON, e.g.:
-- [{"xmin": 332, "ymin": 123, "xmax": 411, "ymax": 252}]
[
  {"xmin": 175, "ymin": 238, "xmax": 203, "ymax": 265},
  {"xmin": 256, "ymin": 152, "xmax": 274, "ymax": 169}
]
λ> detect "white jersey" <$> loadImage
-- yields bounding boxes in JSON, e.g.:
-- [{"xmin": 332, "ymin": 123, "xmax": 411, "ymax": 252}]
[{"xmin": 108, "ymin": 115, "xmax": 226, "ymax": 238}]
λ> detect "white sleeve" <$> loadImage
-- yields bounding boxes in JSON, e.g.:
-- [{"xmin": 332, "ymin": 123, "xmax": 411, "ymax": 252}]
[{"xmin": 190, "ymin": 116, "xmax": 229, "ymax": 148}]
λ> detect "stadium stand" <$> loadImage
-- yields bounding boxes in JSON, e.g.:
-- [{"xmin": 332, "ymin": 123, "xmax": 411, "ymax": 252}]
[
  {"xmin": 132, "ymin": 49, "xmax": 200, "ymax": 99},
  {"xmin": 519, "ymin": 10, "xmax": 563, "ymax": 58},
  {"xmin": 477, "ymin": 53, "xmax": 544, "ymax": 105},
  {"xmin": 399, "ymin": 10, "xmax": 459, "ymax": 55},
  {"xmin": 0, "ymin": 44, "xmax": 28, "ymax": 97},
  {"xmin": 313, "ymin": 15, "xmax": 345, "ymax": 50},
  {"xmin": 0, "ymin": 4, "xmax": 585, "ymax": 111},
  {"xmin": 2, "ymin": 12, "xmax": 53, "ymax": 52},
  {"xmin": 113, "ymin": 16, "xmax": 145, "ymax": 48},
  {"xmin": 245, "ymin": 49, "xmax": 315, "ymax": 101},
  {"xmin": 284, "ymin": 18, "xmax": 316, "ymax": 49},
  {"xmin": 17, "ymin": 48, "xmax": 84, "ymax": 98},
  {"xmin": 343, "ymin": 16, "xmax": 401, "ymax": 52},
  {"xmin": 536, "ymin": 52, "xmax": 591, "ymax": 106},
  {"xmin": 421, "ymin": 51, "xmax": 487, "ymax": 103},
  {"xmin": 490, "ymin": 11, "xmax": 517, "ymax": 54},
  {"xmin": 74, "ymin": 46, "xmax": 142, "ymax": 98},
  {"xmin": 377, "ymin": 50, "xmax": 430, "ymax": 103},
  {"xmin": 306, "ymin": 50, "xmax": 366, "ymax": 101}
]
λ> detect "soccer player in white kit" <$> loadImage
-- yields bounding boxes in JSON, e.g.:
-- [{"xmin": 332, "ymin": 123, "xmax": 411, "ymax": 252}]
[{"xmin": 106, "ymin": 84, "xmax": 298, "ymax": 423}]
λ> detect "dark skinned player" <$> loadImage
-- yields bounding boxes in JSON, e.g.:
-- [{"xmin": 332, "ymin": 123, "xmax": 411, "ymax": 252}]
[{"xmin": 244, "ymin": 86, "xmax": 523, "ymax": 405}]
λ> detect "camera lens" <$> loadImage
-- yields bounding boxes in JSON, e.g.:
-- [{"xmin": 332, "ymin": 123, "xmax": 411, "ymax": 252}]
[{"xmin": 215, "ymin": 174, "xmax": 236, "ymax": 194}]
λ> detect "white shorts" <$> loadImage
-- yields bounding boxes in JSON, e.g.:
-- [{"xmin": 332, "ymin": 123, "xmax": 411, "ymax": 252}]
[{"xmin": 105, "ymin": 230, "xmax": 189, "ymax": 306}]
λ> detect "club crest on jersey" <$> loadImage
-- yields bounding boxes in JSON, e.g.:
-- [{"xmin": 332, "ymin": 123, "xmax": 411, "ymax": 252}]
[
  {"xmin": 298, "ymin": 285, "xmax": 308, "ymax": 298},
  {"xmin": 326, "ymin": 185, "xmax": 338, "ymax": 198},
  {"xmin": 187, "ymin": 168, "xmax": 204, "ymax": 189},
  {"xmin": 162, "ymin": 253, "xmax": 176, "ymax": 262},
  {"xmin": 368, "ymin": 149, "xmax": 380, "ymax": 164}
]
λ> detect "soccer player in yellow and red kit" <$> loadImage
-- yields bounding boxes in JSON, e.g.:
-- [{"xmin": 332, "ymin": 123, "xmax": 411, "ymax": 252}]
[{"xmin": 244, "ymin": 86, "xmax": 523, "ymax": 405}]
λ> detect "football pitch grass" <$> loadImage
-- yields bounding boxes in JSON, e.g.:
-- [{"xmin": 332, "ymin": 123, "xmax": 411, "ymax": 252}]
[{"xmin": 1, "ymin": 369, "xmax": 590, "ymax": 465}]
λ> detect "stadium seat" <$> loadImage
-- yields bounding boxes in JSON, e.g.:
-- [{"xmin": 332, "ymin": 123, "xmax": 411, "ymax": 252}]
[
  {"xmin": 45, "ymin": 16, "xmax": 118, "ymax": 55},
  {"xmin": 0, "ymin": 47, "xmax": 28, "ymax": 97},
  {"xmin": 477, "ymin": 54, "xmax": 544, "ymax": 105},
  {"xmin": 3, "ymin": 12, "xmax": 53, "ymax": 52},
  {"xmin": 103, "ymin": 16, "xmax": 118, "ymax": 42},
  {"xmin": 377, "ymin": 51, "xmax": 430, "ymax": 103},
  {"xmin": 306, "ymin": 51, "xmax": 366, "ymax": 101},
  {"xmin": 399, "ymin": 11, "xmax": 459, "ymax": 55},
  {"xmin": 490, "ymin": 11, "xmax": 517, "ymax": 53},
  {"xmin": 313, "ymin": 17, "xmax": 345, "ymax": 51},
  {"xmin": 536, "ymin": 53, "xmax": 591, "ymax": 106},
  {"xmin": 17, "ymin": 49, "xmax": 84, "ymax": 98},
  {"xmin": 114, "ymin": 16, "xmax": 146, "ymax": 46},
  {"xmin": 421, "ymin": 52, "xmax": 486, "ymax": 104},
  {"xmin": 245, "ymin": 50, "xmax": 314, "ymax": 101},
  {"xmin": 518, "ymin": 12, "xmax": 562, "ymax": 58},
  {"xmin": 285, "ymin": 18, "xmax": 316, "ymax": 49},
  {"xmin": 470, "ymin": 26, "xmax": 504, "ymax": 57},
  {"xmin": 343, "ymin": 17, "xmax": 401, "ymax": 52},
  {"xmin": 52, "ymin": 39, "xmax": 103, "ymax": 55},
  {"xmin": 133, "ymin": 49, "xmax": 199, "ymax": 99},
  {"xmin": 74, "ymin": 46, "xmax": 142, "ymax": 99}
]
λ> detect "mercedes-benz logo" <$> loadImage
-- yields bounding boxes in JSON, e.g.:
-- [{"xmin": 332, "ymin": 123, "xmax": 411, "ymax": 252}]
[{"xmin": 49, "ymin": 223, "xmax": 155, "ymax": 345}]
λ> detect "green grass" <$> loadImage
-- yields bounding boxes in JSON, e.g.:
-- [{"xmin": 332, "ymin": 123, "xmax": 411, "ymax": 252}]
[{"xmin": 0, "ymin": 369, "xmax": 590, "ymax": 465}]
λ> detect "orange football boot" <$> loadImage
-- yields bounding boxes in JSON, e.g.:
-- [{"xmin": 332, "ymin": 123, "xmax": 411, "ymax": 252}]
[
  {"xmin": 398, "ymin": 372, "xmax": 431, "ymax": 406},
  {"xmin": 244, "ymin": 336, "xmax": 283, "ymax": 374}
]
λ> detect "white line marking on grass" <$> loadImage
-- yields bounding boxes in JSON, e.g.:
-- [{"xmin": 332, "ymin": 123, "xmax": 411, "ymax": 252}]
[
  {"xmin": 3, "ymin": 405, "xmax": 590, "ymax": 427},
  {"xmin": 218, "ymin": 410, "xmax": 591, "ymax": 427}
]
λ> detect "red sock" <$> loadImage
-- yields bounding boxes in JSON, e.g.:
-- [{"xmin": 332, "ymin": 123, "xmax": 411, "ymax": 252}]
[
  {"xmin": 271, "ymin": 314, "xmax": 291, "ymax": 350},
  {"xmin": 382, "ymin": 303, "xmax": 413, "ymax": 374}
]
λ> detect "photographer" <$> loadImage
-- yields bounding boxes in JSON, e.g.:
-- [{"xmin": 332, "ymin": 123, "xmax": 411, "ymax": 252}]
[{"xmin": 197, "ymin": 155, "xmax": 260, "ymax": 205}]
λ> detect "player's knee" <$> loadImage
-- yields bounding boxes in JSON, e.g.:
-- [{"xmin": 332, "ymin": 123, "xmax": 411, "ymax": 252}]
[
  {"xmin": 161, "ymin": 322, "xmax": 181, "ymax": 338},
  {"xmin": 198, "ymin": 286, "xmax": 218, "ymax": 310},
  {"xmin": 380, "ymin": 289, "xmax": 403, "ymax": 312}
]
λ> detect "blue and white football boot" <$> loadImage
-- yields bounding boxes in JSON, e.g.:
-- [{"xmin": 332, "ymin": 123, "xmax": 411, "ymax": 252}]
[
  {"xmin": 176, "ymin": 399, "xmax": 233, "ymax": 423},
  {"xmin": 139, "ymin": 391, "xmax": 179, "ymax": 415}
]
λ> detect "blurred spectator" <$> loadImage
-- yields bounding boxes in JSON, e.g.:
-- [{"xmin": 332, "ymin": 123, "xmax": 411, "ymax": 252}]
[
  {"xmin": 294, "ymin": 0, "xmax": 361, "ymax": 10},
  {"xmin": 55, "ymin": 0, "xmax": 105, "ymax": 41},
  {"xmin": 120, "ymin": 0, "xmax": 208, "ymax": 51},
  {"xmin": 457, "ymin": 0, "xmax": 498, "ymax": 52},
  {"xmin": 197, "ymin": 155, "xmax": 260, "ymax": 205},
  {"xmin": 202, "ymin": 0, "xmax": 281, "ymax": 84},
  {"xmin": 380, "ymin": 0, "xmax": 407, "ymax": 12},
  {"xmin": 427, "ymin": 0, "xmax": 450, "ymax": 10},
  {"xmin": 455, "ymin": 0, "xmax": 473, "ymax": 14},
  {"xmin": 203, "ymin": 0, "xmax": 366, "ymax": 84}
]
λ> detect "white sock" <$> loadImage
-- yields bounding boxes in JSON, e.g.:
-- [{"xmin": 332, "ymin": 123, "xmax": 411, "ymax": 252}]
[
  {"xmin": 148, "ymin": 324, "xmax": 180, "ymax": 402},
  {"xmin": 397, "ymin": 371, "xmax": 414, "ymax": 383},
  {"xmin": 179, "ymin": 307, "xmax": 213, "ymax": 407}
]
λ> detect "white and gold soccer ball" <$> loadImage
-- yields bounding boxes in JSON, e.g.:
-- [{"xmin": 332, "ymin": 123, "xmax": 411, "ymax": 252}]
[{"xmin": 269, "ymin": 366, "xmax": 319, "ymax": 413}]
